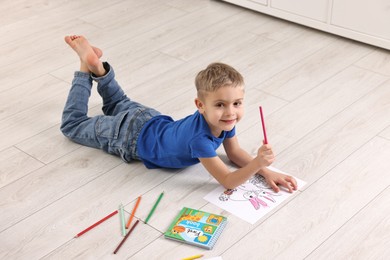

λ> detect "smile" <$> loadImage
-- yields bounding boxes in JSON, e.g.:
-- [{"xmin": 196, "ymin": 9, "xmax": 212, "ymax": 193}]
[{"xmin": 221, "ymin": 119, "xmax": 236, "ymax": 124}]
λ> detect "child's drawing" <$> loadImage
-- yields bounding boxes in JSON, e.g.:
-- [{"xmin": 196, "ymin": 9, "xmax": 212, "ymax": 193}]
[
  {"xmin": 218, "ymin": 174, "xmax": 281, "ymax": 210},
  {"xmin": 204, "ymin": 167, "xmax": 306, "ymax": 224}
]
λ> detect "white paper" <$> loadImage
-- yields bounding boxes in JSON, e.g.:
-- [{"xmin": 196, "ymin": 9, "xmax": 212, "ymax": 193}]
[{"xmin": 204, "ymin": 167, "xmax": 306, "ymax": 224}]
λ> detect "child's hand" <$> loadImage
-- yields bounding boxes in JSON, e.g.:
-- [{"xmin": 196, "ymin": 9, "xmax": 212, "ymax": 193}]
[
  {"xmin": 262, "ymin": 168, "xmax": 298, "ymax": 193},
  {"xmin": 256, "ymin": 144, "xmax": 275, "ymax": 167}
]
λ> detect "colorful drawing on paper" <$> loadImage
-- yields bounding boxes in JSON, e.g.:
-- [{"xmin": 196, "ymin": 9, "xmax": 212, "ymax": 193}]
[{"xmin": 204, "ymin": 167, "xmax": 306, "ymax": 224}]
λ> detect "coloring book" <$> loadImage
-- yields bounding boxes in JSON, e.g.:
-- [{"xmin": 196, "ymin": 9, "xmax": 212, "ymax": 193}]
[
  {"xmin": 204, "ymin": 167, "xmax": 306, "ymax": 224},
  {"xmin": 164, "ymin": 207, "xmax": 227, "ymax": 250}
]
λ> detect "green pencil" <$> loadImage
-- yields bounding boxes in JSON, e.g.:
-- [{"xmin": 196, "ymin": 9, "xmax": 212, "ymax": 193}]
[{"xmin": 145, "ymin": 191, "xmax": 164, "ymax": 224}]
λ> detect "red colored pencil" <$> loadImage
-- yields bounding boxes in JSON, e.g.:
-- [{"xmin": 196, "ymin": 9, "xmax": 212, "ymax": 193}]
[
  {"xmin": 126, "ymin": 196, "xmax": 142, "ymax": 229},
  {"xmin": 113, "ymin": 219, "xmax": 140, "ymax": 254},
  {"xmin": 259, "ymin": 106, "xmax": 268, "ymax": 144},
  {"xmin": 74, "ymin": 210, "xmax": 118, "ymax": 238}
]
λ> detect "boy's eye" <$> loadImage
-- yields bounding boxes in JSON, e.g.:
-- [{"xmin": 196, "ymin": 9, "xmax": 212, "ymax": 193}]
[
  {"xmin": 215, "ymin": 103, "xmax": 224, "ymax": 107},
  {"xmin": 234, "ymin": 101, "xmax": 242, "ymax": 106}
]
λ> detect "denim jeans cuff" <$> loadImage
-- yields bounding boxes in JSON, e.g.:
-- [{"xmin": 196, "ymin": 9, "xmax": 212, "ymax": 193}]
[
  {"xmin": 91, "ymin": 62, "xmax": 115, "ymax": 83},
  {"xmin": 74, "ymin": 71, "xmax": 92, "ymax": 79},
  {"xmin": 73, "ymin": 71, "xmax": 93, "ymax": 86}
]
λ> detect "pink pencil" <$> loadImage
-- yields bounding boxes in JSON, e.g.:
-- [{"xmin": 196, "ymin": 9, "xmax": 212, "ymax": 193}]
[
  {"xmin": 74, "ymin": 210, "xmax": 118, "ymax": 238},
  {"xmin": 259, "ymin": 106, "xmax": 268, "ymax": 144}
]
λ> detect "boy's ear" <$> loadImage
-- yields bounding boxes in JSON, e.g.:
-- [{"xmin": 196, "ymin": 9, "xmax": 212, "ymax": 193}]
[{"xmin": 194, "ymin": 98, "xmax": 205, "ymax": 113}]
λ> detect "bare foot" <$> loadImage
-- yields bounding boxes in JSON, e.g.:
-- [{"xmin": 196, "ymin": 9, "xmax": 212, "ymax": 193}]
[
  {"xmin": 92, "ymin": 46, "xmax": 103, "ymax": 59},
  {"xmin": 65, "ymin": 35, "xmax": 106, "ymax": 76}
]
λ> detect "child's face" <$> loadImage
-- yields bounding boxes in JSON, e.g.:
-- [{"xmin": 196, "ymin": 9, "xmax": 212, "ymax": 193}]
[{"xmin": 196, "ymin": 86, "xmax": 244, "ymax": 137}]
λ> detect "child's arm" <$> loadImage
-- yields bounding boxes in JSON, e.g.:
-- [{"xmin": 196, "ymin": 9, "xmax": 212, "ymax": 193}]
[
  {"xmin": 199, "ymin": 139, "xmax": 274, "ymax": 189},
  {"xmin": 221, "ymin": 136, "xmax": 297, "ymax": 192}
]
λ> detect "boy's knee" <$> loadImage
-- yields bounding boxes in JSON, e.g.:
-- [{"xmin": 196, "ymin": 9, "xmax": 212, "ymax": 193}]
[
  {"xmin": 60, "ymin": 116, "xmax": 80, "ymax": 138},
  {"xmin": 60, "ymin": 120, "xmax": 72, "ymax": 138}
]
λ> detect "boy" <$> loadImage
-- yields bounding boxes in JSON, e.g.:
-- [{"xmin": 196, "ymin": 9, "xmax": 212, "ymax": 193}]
[{"xmin": 61, "ymin": 35, "xmax": 297, "ymax": 192}]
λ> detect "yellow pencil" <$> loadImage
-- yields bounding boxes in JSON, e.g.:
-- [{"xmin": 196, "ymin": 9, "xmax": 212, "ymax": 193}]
[{"xmin": 181, "ymin": 254, "xmax": 204, "ymax": 260}]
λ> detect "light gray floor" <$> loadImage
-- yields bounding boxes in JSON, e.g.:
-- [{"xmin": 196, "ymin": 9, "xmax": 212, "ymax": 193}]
[{"xmin": 1, "ymin": 0, "xmax": 390, "ymax": 259}]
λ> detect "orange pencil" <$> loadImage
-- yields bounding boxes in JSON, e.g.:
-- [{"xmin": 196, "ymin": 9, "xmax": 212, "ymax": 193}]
[{"xmin": 126, "ymin": 196, "xmax": 142, "ymax": 229}]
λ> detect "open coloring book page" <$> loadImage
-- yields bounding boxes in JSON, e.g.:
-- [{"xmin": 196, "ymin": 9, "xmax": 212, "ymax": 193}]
[{"xmin": 204, "ymin": 166, "xmax": 306, "ymax": 224}]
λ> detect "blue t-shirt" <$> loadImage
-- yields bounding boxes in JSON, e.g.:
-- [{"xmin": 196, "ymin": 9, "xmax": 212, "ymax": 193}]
[{"xmin": 137, "ymin": 111, "xmax": 235, "ymax": 169}]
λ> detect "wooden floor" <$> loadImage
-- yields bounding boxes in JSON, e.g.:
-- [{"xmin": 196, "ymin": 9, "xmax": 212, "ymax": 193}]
[{"xmin": 1, "ymin": 0, "xmax": 390, "ymax": 259}]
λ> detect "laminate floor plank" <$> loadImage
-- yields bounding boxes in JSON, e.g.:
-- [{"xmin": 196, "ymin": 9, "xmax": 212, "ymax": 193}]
[
  {"xmin": 379, "ymin": 126, "xmax": 390, "ymax": 140},
  {"xmin": 0, "ymin": 0, "xmax": 122, "ymax": 46},
  {"xmin": 306, "ymin": 183, "xmax": 390, "ymax": 260},
  {"xmin": 159, "ymin": 10, "xmax": 270, "ymax": 62},
  {"xmin": 259, "ymin": 39, "xmax": 374, "ymax": 101},
  {"xmin": 241, "ymin": 28, "xmax": 334, "ymax": 88},
  {"xmin": 273, "ymin": 80, "xmax": 390, "ymax": 184},
  {"xmin": 0, "ymin": 75, "xmax": 68, "ymax": 121},
  {"xmin": 0, "ymin": 146, "xmax": 44, "ymax": 189},
  {"xmin": 355, "ymin": 48, "xmax": 390, "ymax": 76},
  {"xmin": 0, "ymin": 147, "xmax": 122, "ymax": 232},
  {"xmin": 0, "ymin": 0, "xmax": 81, "ymax": 27},
  {"xmin": 14, "ymin": 125, "xmax": 82, "ymax": 165}
]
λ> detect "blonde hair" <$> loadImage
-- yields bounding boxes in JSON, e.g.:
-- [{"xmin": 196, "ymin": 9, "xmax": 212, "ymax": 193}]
[{"xmin": 195, "ymin": 62, "xmax": 244, "ymax": 98}]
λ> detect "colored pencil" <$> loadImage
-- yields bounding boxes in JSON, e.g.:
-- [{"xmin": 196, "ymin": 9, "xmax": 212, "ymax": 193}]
[
  {"xmin": 126, "ymin": 196, "xmax": 142, "ymax": 229},
  {"xmin": 182, "ymin": 254, "xmax": 204, "ymax": 260},
  {"xmin": 119, "ymin": 203, "xmax": 126, "ymax": 236},
  {"xmin": 259, "ymin": 106, "xmax": 268, "ymax": 144},
  {"xmin": 144, "ymin": 191, "xmax": 164, "ymax": 224},
  {"xmin": 74, "ymin": 210, "xmax": 118, "ymax": 238},
  {"xmin": 113, "ymin": 219, "xmax": 140, "ymax": 254}
]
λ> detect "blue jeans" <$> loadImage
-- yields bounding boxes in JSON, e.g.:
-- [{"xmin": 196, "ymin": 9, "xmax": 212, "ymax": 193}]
[{"xmin": 60, "ymin": 62, "xmax": 161, "ymax": 162}]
